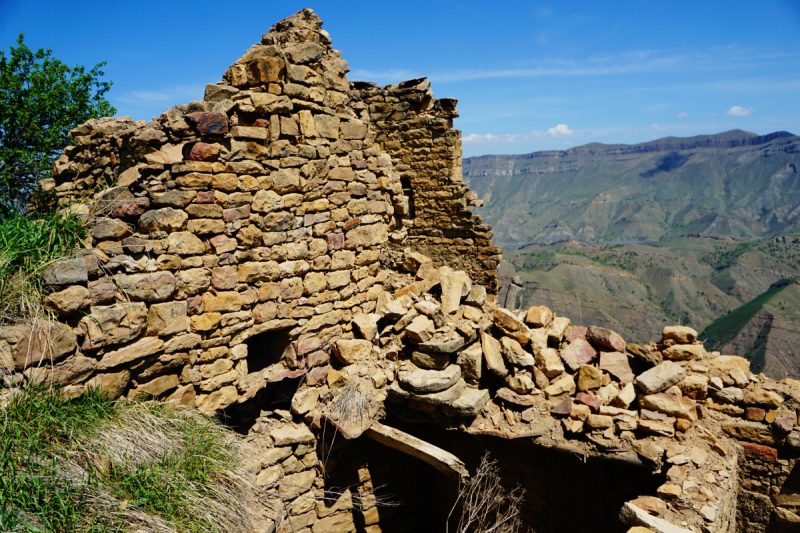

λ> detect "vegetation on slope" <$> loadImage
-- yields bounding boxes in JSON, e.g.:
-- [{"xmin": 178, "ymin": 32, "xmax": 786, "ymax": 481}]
[
  {"xmin": 0, "ymin": 211, "xmax": 86, "ymax": 322},
  {"xmin": 0, "ymin": 385, "xmax": 269, "ymax": 533},
  {"xmin": 500, "ymin": 235, "xmax": 800, "ymax": 345},
  {"xmin": 699, "ymin": 278, "xmax": 797, "ymax": 355}
]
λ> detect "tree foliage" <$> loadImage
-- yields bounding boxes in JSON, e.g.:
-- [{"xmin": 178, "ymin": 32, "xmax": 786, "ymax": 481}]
[{"xmin": 0, "ymin": 34, "xmax": 116, "ymax": 216}]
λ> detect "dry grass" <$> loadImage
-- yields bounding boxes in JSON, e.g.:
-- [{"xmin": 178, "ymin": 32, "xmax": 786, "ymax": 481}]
[
  {"xmin": 449, "ymin": 452, "xmax": 527, "ymax": 533},
  {"xmin": 0, "ymin": 385, "xmax": 277, "ymax": 533}
]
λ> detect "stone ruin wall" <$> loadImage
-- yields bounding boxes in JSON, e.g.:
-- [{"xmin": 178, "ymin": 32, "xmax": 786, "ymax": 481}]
[{"xmin": 4, "ymin": 8, "xmax": 800, "ymax": 533}]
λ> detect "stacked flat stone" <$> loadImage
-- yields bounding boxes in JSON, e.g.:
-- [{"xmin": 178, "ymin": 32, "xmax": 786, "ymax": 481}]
[{"xmin": 355, "ymin": 80, "xmax": 502, "ymax": 293}]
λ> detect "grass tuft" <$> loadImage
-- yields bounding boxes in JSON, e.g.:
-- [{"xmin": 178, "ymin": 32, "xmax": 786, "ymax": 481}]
[
  {"xmin": 0, "ymin": 385, "xmax": 275, "ymax": 533},
  {"xmin": 0, "ymin": 211, "xmax": 87, "ymax": 322}
]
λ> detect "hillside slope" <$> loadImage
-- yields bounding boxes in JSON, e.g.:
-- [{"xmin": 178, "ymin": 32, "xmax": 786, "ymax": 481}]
[
  {"xmin": 498, "ymin": 236, "xmax": 800, "ymax": 377},
  {"xmin": 464, "ymin": 130, "xmax": 800, "ymax": 246},
  {"xmin": 700, "ymin": 278, "xmax": 800, "ymax": 377}
]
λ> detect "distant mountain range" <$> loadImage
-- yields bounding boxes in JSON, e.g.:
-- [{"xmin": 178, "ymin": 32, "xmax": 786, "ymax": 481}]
[{"xmin": 464, "ymin": 130, "xmax": 800, "ymax": 247}]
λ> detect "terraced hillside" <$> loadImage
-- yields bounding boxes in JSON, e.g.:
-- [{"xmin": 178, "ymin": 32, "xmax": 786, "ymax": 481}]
[{"xmin": 465, "ymin": 130, "xmax": 800, "ymax": 247}]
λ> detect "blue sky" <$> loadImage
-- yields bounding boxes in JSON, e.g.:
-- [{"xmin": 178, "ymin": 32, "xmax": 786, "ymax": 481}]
[{"xmin": 2, "ymin": 0, "xmax": 799, "ymax": 157}]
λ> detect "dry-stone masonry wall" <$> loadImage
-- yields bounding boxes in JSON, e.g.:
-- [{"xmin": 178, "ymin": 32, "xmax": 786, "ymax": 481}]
[
  {"xmin": 353, "ymin": 81, "xmax": 501, "ymax": 292},
  {"xmin": 4, "ymin": 8, "xmax": 800, "ymax": 533}
]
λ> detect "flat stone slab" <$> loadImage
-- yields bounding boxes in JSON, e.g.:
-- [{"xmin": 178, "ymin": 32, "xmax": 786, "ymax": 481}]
[
  {"xmin": 390, "ymin": 379, "xmax": 466, "ymax": 407},
  {"xmin": 398, "ymin": 364, "xmax": 461, "ymax": 393},
  {"xmin": 496, "ymin": 387, "xmax": 537, "ymax": 407},
  {"xmin": 417, "ymin": 332, "xmax": 465, "ymax": 354},
  {"xmin": 448, "ymin": 387, "xmax": 490, "ymax": 417}
]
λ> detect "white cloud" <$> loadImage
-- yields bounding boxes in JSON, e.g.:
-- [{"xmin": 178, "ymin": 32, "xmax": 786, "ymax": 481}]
[
  {"xmin": 726, "ymin": 106, "xmax": 754, "ymax": 117},
  {"xmin": 544, "ymin": 124, "xmax": 574, "ymax": 137},
  {"xmin": 676, "ymin": 112, "xmax": 690, "ymax": 118},
  {"xmin": 708, "ymin": 112, "xmax": 718, "ymax": 116},
  {"xmin": 463, "ymin": 124, "xmax": 574, "ymax": 144},
  {"xmin": 650, "ymin": 123, "xmax": 668, "ymax": 131}
]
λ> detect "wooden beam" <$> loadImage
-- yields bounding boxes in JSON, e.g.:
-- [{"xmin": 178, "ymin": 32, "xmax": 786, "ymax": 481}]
[{"xmin": 365, "ymin": 422, "xmax": 469, "ymax": 480}]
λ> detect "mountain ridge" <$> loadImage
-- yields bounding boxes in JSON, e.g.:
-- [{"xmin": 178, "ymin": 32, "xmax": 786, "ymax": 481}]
[
  {"xmin": 463, "ymin": 129, "xmax": 800, "ymax": 247},
  {"xmin": 464, "ymin": 130, "xmax": 796, "ymax": 165}
]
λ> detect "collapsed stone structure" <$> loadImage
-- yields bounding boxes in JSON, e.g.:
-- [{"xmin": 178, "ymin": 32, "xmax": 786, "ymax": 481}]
[{"xmin": 2, "ymin": 8, "xmax": 800, "ymax": 533}]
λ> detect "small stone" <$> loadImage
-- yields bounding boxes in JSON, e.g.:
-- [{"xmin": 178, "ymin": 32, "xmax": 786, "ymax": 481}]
[
  {"xmin": 332, "ymin": 339, "xmax": 372, "ymax": 365},
  {"xmin": 662, "ymin": 326, "xmax": 697, "ymax": 344},
  {"xmin": 544, "ymin": 373, "xmax": 576, "ymax": 399},
  {"xmin": 630, "ymin": 496, "xmax": 667, "ymax": 517},
  {"xmin": 635, "ymin": 361, "xmax": 687, "ymax": 395},
  {"xmin": 481, "ymin": 331, "xmax": 508, "ymax": 377},
  {"xmin": 586, "ymin": 326, "xmax": 626, "ymax": 352},
  {"xmin": 559, "ymin": 337, "xmax": 597, "ymax": 372},
  {"xmin": 535, "ymin": 347, "xmax": 564, "ymax": 378},
  {"xmin": 353, "ymin": 313, "xmax": 381, "ymax": 340},
  {"xmin": 405, "ymin": 315, "xmax": 434, "ymax": 343},
  {"xmin": 501, "ymin": 336, "xmax": 535, "ymax": 367},
  {"xmin": 743, "ymin": 388, "xmax": 784, "ymax": 409},
  {"xmin": 662, "ymin": 344, "xmax": 707, "ymax": 361},
  {"xmin": 640, "ymin": 393, "xmax": 697, "ymax": 421},
  {"xmin": 398, "ymin": 364, "xmax": 461, "ymax": 394},
  {"xmin": 525, "ymin": 306, "xmax": 553, "ymax": 327},
  {"xmin": 577, "ymin": 365, "xmax": 603, "ymax": 391},
  {"xmin": 457, "ymin": 343, "xmax": 482, "ymax": 380},
  {"xmin": 656, "ymin": 484, "xmax": 682, "ymax": 500},
  {"xmin": 599, "ymin": 351, "xmax": 635, "ymax": 382},
  {"xmin": 411, "ymin": 351, "xmax": 449, "ymax": 370}
]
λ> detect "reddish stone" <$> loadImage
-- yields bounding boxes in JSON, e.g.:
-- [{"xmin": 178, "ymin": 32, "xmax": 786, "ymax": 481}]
[
  {"xmin": 323, "ymin": 180, "xmax": 345, "ymax": 193},
  {"xmin": 575, "ymin": 392, "xmax": 602, "ymax": 413},
  {"xmin": 223, "ymin": 205, "xmax": 250, "ymax": 222},
  {"xmin": 327, "ymin": 232, "xmax": 345, "ymax": 250},
  {"xmin": 186, "ymin": 295, "xmax": 204, "ymax": 315},
  {"xmin": 773, "ymin": 414, "xmax": 795, "ymax": 434},
  {"xmin": 183, "ymin": 112, "xmax": 228, "ymax": 135},
  {"xmin": 495, "ymin": 387, "xmax": 536, "ymax": 407},
  {"xmin": 351, "ymin": 160, "xmax": 367, "ymax": 169},
  {"xmin": 344, "ymin": 218, "xmax": 361, "ymax": 231},
  {"xmin": 307, "ymin": 350, "xmax": 330, "ymax": 368},
  {"xmin": 740, "ymin": 441, "xmax": 778, "ymax": 462},
  {"xmin": 746, "ymin": 408, "xmax": 767, "ymax": 422},
  {"xmin": 110, "ymin": 198, "xmax": 149, "ymax": 217},
  {"xmin": 252, "ymin": 118, "xmax": 269, "ymax": 128},
  {"xmin": 297, "ymin": 336, "xmax": 322, "ymax": 356},
  {"xmin": 640, "ymin": 409, "xmax": 667, "ymax": 421},
  {"xmin": 196, "ymin": 191, "xmax": 216, "ymax": 204},
  {"xmin": 253, "ymin": 302, "xmax": 277, "ymax": 324},
  {"xmin": 304, "ymin": 214, "xmax": 316, "ymax": 226},
  {"xmin": 187, "ymin": 142, "xmax": 220, "ymax": 161},
  {"xmin": 210, "ymin": 234, "xmax": 236, "ymax": 252},
  {"xmin": 550, "ymin": 397, "xmax": 573, "ymax": 416},
  {"xmin": 307, "ymin": 365, "xmax": 331, "ymax": 386},
  {"xmin": 267, "ymin": 369, "xmax": 305, "ymax": 383},
  {"xmin": 586, "ymin": 326, "xmax": 626, "ymax": 352},
  {"xmin": 566, "ymin": 326, "xmax": 588, "ymax": 343}
]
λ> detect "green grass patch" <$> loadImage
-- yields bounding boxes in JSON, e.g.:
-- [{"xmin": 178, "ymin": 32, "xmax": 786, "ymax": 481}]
[
  {"xmin": 0, "ymin": 211, "xmax": 86, "ymax": 321},
  {"xmin": 699, "ymin": 278, "xmax": 797, "ymax": 354},
  {"xmin": 0, "ymin": 385, "xmax": 270, "ymax": 533}
]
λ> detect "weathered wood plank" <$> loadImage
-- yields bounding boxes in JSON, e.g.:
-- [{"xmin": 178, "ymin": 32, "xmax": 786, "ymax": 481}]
[{"xmin": 365, "ymin": 422, "xmax": 469, "ymax": 480}]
